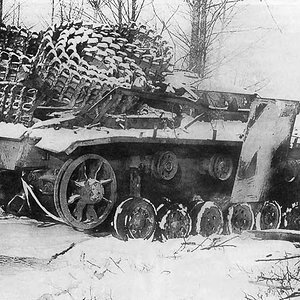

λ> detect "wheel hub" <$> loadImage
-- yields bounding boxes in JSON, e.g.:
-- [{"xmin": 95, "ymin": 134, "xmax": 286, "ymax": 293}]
[
  {"xmin": 165, "ymin": 161, "xmax": 173, "ymax": 172},
  {"xmin": 129, "ymin": 208, "xmax": 149, "ymax": 233},
  {"xmin": 128, "ymin": 205, "xmax": 155, "ymax": 239},
  {"xmin": 167, "ymin": 212, "xmax": 183, "ymax": 232},
  {"xmin": 79, "ymin": 179, "xmax": 104, "ymax": 204},
  {"xmin": 262, "ymin": 210, "xmax": 276, "ymax": 225}
]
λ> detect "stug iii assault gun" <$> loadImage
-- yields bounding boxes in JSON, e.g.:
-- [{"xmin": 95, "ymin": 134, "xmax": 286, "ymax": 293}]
[{"xmin": 0, "ymin": 20, "xmax": 299, "ymax": 240}]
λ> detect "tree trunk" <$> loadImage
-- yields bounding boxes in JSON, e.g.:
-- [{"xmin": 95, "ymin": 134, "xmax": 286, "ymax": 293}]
[
  {"xmin": 0, "ymin": 0, "xmax": 3, "ymax": 23},
  {"xmin": 131, "ymin": 0, "xmax": 137, "ymax": 21},
  {"xmin": 17, "ymin": 2, "xmax": 20, "ymax": 27},
  {"xmin": 189, "ymin": 0, "xmax": 207, "ymax": 78},
  {"xmin": 198, "ymin": 0, "xmax": 207, "ymax": 77},
  {"xmin": 189, "ymin": 0, "xmax": 201, "ymax": 72},
  {"xmin": 118, "ymin": 0, "xmax": 122, "ymax": 25},
  {"xmin": 59, "ymin": 0, "xmax": 64, "ymax": 23},
  {"xmin": 51, "ymin": 0, "xmax": 55, "ymax": 26}
]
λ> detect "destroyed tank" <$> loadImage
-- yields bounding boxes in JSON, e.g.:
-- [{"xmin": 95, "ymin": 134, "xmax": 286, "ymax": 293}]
[{"xmin": 0, "ymin": 20, "xmax": 297, "ymax": 240}]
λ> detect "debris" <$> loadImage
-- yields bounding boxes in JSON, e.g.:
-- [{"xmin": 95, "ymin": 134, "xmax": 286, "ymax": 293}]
[{"xmin": 48, "ymin": 242, "xmax": 75, "ymax": 264}]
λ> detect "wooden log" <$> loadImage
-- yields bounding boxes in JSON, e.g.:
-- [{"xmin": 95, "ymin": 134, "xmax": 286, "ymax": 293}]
[{"xmin": 248, "ymin": 229, "xmax": 300, "ymax": 243}]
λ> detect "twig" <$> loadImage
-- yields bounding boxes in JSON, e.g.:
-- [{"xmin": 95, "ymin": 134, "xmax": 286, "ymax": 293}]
[
  {"xmin": 86, "ymin": 259, "xmax": 116, "ymax": 277},
  {"xmin": 173, "ymin": 237, "xmax": 185, "ymax": 254},
  {"xmin": 198, "ymin": 236, "xmax": 238, "ymax": 251},
  {"xmin": 211, "ymin": 235, "xmax": 238, "ymax": 247},
  {"xmin": 109, "ymin": 257, "xmax": 125, "ymax": 273},
  {"xmin": 263, "ymin": 0, "xmax": 283, "ymax": 34},
  {"xmin": 86, "ymin": 259, "xmax": 102, "ymax": 269},
  {"xmin": 190, "ymin": 237, "xmax": 209, "ymax": 252},
  {"xmin": 48, "ymin": 243, "xmax": 75, "ymax": 264},
  {"xmin": 256, "ymin": 255, "xmax": 300, "ymax": 263}
]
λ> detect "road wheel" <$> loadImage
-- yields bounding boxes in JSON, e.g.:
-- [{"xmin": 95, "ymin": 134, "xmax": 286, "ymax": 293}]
[
  {"xmin": 190, "ymin": 201, "xmax": 223, "ymax": 237},
  {"xmin": 208, "ymin": 154, "xmax": 234, "ymax": 181},
  {"xmin": 256, "ymin": 201, "xmax": 281, "ymax": 230},
  {"xmin": 283, "ymin": 203, "xmax": 300, "ymax": 230},
  {"xmin": 157, "ymin": 202, "xmax": 191, "ymax": 239},
  {"xmin": 113, "ymin": 197, "xmax": 157, "ymax": 240},
  {"xmin": 228, "ymin": 203, "xmax": 254, "ymax": 234}
]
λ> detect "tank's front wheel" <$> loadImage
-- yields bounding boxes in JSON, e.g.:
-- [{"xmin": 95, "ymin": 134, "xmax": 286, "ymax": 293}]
[{"xmin": 54, "ymin": 154, "xmax": 117, "ymax": 230}]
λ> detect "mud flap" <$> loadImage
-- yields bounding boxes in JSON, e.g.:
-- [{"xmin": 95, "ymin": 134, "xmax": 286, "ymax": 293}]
[{"xmin": 231, "ymin": 98, "xmax": 299, "ymax": 204}]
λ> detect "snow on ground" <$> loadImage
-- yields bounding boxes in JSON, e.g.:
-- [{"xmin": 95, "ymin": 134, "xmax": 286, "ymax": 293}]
[
  {"xmin": 0, "ymin": 218, "xmax": 90, "ymax": 259},
  {"xmin": 0, "ymin": 223, "xmax": 299, "ymax": 300}
]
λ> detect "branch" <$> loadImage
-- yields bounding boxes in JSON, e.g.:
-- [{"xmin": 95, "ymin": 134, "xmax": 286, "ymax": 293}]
[
  {"xmin": 135, "ymin": 0, "xmax": 147, "ymax": 21},
  {"xmin": 48, "ymin": 243, "xmax": 75, "ymax": 264},
  {"xmin": 256, "ymin": 255, "xmax": 300, "ymax": 263},
  {"xmin": 120, "ymin": 0, "xmax": 130, "ymax": 22},
  {"xmin": 263, "ymin": 0, "xmax": 283, "ymax": 34},
  {"xmin": 166, "ymin": 4, "xmax": 180, "ymax": 25},
  {"xmin": 174, "ymin": 53, "xmax": 189, "ymax": 66},
  {"xmin": 109, "ymin": 257, "xmax": 125, "ymax": 273},
  {"xmin": 191, "ymin": 236, "xmax": 238, "ymax": 253},
  {"xmin": 151, "ymin": 2, "xmax": 179, "ymax": 35}
]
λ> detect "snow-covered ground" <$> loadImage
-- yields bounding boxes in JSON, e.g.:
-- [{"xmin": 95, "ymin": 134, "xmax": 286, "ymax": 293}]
[{"xmin": 0, "ymin": 218, "xmax": 299, "ymax": 300}]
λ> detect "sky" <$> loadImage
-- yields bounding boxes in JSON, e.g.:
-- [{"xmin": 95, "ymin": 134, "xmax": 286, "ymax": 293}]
[
  {"xmin": 217, "ymin": 0, "xmax": 300, "ymax": 99},
  {"xmin": 4, "ymin": 0, "xmax": 300, "ymax": 99}
]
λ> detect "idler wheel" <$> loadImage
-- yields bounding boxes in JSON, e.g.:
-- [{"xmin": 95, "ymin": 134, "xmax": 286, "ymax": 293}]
[
  {"xmin": 208, "ymin": 154, "xmax": 233, "ymax": 181},
  {"xmin": 256, "ymin": 201, "xmax": 281, "ymax": 230},
  {"xmin": 113, "ymin": 197, "xmax": 157, "ymax": 240},
  {"xmin": 228, "ymin": 203, "xmax": 254, "ymax": 234},
  {"xmin": 54, "ymin": 154, "xmax": 117, "ymax": 230},
  {"xmin": 190, "ymin": 201, "xmax": 223, "ymax": 237},
  {"xmin": 157, "ymin": 202, "xmax": 191, "ymax": 239}
]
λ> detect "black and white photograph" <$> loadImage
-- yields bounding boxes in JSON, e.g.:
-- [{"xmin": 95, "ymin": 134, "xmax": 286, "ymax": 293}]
[{"xmin": 0, "ymin": 0, "xmax": 300, "ymax": 299}]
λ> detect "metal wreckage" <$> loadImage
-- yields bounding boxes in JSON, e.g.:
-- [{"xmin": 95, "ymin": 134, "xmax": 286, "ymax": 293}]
[{"xmin": 0, "ymin": 20, "xmax": 299, "ymax": 241}]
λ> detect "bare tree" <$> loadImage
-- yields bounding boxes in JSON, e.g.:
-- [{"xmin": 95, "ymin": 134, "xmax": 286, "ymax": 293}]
[
  {"xmin": 57, "ymin": 0, "xmax": 85, "ymax": 23},
  {"xmin": 87, "ymin": 0, "xmax": 147, "ymax": 25},
  {"xmin": 2, "ymin": 1, "xmax": 24, "ymax": 25},
  {"xmin": 148, "ymin": 0, "xmax": 241, "ymax": 78},
  {"xmin": 171, "ymin": 0, "xmax": 241, "ymax": 78}
]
